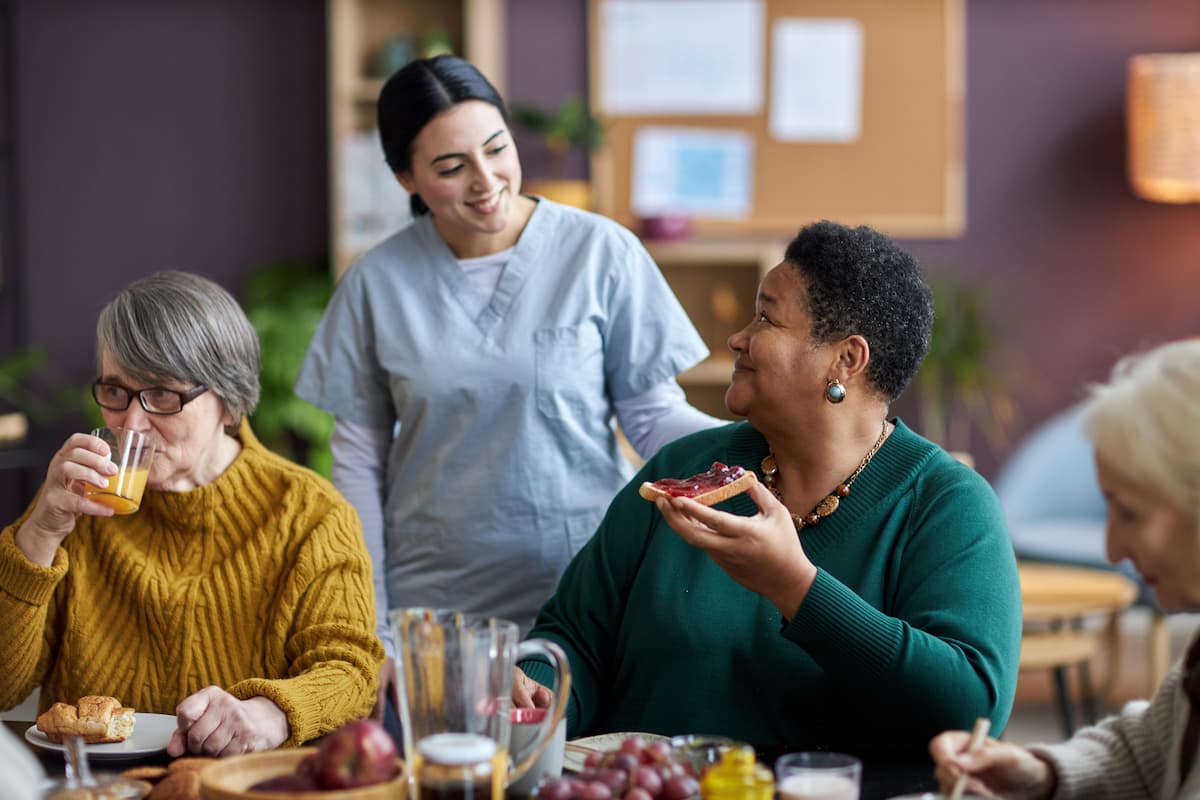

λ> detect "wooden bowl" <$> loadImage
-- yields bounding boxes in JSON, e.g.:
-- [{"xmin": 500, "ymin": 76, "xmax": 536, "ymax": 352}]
[{"xmin": 199, "ymin": 747, "xmax": 406, "ymax": 800}]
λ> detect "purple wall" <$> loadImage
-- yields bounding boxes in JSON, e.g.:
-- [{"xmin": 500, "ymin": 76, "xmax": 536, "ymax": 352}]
[
  {"xmin": 899, "ymin": 1, "xmax": 1200, "ymax": 474},
  {"xmin": 506, "ymin": 0, "xmax": 591, "ymax": 181},
  {"xmin": 9, "ymin": 0, "xmax": 328, "ymax": 383}
]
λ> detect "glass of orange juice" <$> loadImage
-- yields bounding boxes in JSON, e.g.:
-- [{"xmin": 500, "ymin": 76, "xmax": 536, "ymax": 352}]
[{"xmin": 86, "ymin": 427, "xmax": 155, "ymax": 514}]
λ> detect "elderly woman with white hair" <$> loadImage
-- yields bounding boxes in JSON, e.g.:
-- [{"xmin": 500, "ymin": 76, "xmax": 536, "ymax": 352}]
[
  {"xmin": 0, "ymin": 271, "xmax": 383, "ymax": 757},
  {"xmin": 930, "ymin": 337, "xmax": 1200, "ymax": 799}
]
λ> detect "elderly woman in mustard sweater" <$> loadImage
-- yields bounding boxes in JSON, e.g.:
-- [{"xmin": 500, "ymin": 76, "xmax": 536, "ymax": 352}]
[{"xmin": 0, "ymin": 271, "xmax": 382, "ymax": 757}]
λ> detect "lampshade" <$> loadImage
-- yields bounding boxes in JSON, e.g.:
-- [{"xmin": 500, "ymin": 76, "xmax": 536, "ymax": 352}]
[{"xmin": 1127, "ymin": 52, "xmax": 1200, "ymax": 203}]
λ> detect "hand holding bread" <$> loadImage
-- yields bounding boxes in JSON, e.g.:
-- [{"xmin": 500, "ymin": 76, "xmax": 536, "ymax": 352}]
[{"xmin": 37, "ymin": 695, "xmax": 135, "ymax": 744}]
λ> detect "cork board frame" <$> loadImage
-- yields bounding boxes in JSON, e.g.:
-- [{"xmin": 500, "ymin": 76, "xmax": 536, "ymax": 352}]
[{"xmin": 588, "ymin": 0, "xmax": 965, "ymax": 238}]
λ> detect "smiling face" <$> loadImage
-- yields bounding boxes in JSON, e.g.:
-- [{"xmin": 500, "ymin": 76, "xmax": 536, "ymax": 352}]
[
  {"xmin": 98, "ymin": 353, "xmax": 240, "ymax": 492},
  {"xmin": 1097, "ymin": 456, "xmax": 1200, "ymax": 611},
  {"xmin": 724, "ymin": 264, "xmax": 834, "ymax": 423},
  {"xmin": 397, "ymin": 99, "xmax": 529, "ymax": 258}
]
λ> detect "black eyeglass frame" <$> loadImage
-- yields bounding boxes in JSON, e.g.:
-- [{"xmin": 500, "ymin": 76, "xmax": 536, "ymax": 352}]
[{"xmin": 91, "ymin": 379, "xmax": 209, "ymax": 415}]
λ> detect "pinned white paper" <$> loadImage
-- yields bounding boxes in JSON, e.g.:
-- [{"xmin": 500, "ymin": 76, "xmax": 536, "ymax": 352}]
[
  {"xmin": 769, "ymin": 18, "xmax": 863, "ymax": 142},
  {"xmin": 631, "ymin": 127, "xmax": 754, "ymax": 219},
  {"xmin": 339, "ymin": 130, "xmax": 412, "ymax": 252},
  {"xmin": 600, "ymin": 0, "xmax": 764, "ymax": 116}
]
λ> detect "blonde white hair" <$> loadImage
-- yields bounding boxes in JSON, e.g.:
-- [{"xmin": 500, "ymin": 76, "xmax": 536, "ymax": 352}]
[{"xmin": 1080, "ymin": 338, "xmax": 1200, "ymax": 525}]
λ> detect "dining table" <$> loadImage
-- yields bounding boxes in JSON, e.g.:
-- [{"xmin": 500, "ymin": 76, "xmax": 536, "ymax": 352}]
[{"xmin": 5, "ymin": 719, "xmax": 940, "ymax": 800}]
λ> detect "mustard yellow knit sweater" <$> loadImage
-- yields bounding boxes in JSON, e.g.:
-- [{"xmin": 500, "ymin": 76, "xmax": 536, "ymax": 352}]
[{"xmin": 0, "ymin": 423, "xmax": 383, "ymax": 746}]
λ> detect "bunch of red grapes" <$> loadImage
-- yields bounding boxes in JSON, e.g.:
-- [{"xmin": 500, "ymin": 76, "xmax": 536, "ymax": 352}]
[{"xmin": 537, "ymin": 736, "xmax": 701, "ymax": 800}]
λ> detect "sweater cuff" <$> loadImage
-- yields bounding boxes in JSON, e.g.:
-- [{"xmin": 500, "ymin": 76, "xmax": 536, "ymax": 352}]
[
  {"xmin": 520, "ymin": 658, "xmax": 557, "ymax": 691},
  {"xmin": 1027, "ymin": 744, "xmax": 1092, "ymax": 800},
  {"xmin": 229, "ymin": 678, "xmax": 314, "ymax": 748},
  {"xmin": 781, "ymin": 567, "xmax": 899, "ymax": 677},
  {"xmin": 0, "ymin": 526, "xmax": 67, "ymax": 605}
]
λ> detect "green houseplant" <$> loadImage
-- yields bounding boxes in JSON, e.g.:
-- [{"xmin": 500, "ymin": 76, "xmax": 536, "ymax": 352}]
[
  {"xmin": 242, "ymin": 261, "xmax": 334, "ymax": 476},
  {"xmin": 512, "ymin": 97, "xmax": 603, "ymax": 208},
  {"xmin": 913, "ymin": 273, "xmax": 1017, "ymax": 460},
  {"xmin": 0, "ymin": 347, "xmax": 91, "ymax": 444}
]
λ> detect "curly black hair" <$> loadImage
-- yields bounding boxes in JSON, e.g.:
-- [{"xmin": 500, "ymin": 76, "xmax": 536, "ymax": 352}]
[{"xmin": 783, "ymin": 220, "xmax": 933, "ymax": 401}]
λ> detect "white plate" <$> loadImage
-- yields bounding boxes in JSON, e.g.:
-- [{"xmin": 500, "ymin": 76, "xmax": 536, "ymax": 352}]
[
  {"xmin": 25, "ymin": 712, "xmax": 177, "ymax": 761},
  {"xmin": 563, "ymin": 731, "xmax": 670, "ymax": 773}
]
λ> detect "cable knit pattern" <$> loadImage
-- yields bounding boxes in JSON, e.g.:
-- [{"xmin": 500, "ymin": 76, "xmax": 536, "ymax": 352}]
[{"xmin": 0, "ymin": 422, "xmax": 383, "ymax": 746}]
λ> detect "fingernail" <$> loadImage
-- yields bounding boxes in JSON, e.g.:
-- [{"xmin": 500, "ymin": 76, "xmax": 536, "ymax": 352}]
[{"xmin": 958, "ymin": 754, "xmax": 976, "ymax": 769}]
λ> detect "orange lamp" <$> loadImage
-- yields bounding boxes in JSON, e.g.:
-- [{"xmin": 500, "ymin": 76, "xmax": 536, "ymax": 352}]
[{"xmin": 1127, "ymin": 52, "xmax": 1200, "ymax": 203}]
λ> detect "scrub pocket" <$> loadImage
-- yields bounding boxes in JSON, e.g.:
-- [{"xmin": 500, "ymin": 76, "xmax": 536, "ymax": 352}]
[{"xmin": 534, "ymin": 323, "xmax": 604, "ymax": 420}]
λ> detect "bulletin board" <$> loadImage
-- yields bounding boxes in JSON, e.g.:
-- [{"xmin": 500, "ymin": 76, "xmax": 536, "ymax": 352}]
[{"xmin": 588, "ymin": 0, "xmax": 965, "ymax": 237}]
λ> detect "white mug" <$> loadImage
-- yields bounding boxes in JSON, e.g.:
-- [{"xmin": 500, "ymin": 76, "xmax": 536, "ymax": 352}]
[{"xmin": 506, "ymin": 707, "xmax": 566, "ymax": 796}]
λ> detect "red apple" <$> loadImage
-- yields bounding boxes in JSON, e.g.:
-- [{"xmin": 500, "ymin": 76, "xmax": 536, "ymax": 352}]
[{"xmin": 311, "ymin": 719, "xmax": 400, "ymax": 789}]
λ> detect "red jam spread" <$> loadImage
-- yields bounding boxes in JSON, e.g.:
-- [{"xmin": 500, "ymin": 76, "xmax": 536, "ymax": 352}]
[{"xmin": 650, "ymin": 462, "xmax": 745, "ymax": 498}]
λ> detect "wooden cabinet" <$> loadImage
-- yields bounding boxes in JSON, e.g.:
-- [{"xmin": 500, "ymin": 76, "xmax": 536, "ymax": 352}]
[
  {"xmin": 645, "ymin": 238, "xmax": 784, "ymax": 420},
  {"xmin": 326, "ymin": 0, "xmax": 506, "ymax": 276}
]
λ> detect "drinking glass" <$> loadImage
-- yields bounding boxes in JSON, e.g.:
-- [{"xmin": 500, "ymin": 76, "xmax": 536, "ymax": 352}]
[
  {"xmin": 669, "ymin": 734, "xmax": 737, "ymax": 777},
  {"xmin": 85, "ymin": 427, "xmax": 155, "ymax": 514},
  {"xmin": 775, "ymin": 752, "xmax": 861, "ymax": 800}
]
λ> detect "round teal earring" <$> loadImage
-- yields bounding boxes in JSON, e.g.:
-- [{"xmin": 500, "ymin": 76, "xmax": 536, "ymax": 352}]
[{"xmin": 825, "ymin": 379, "xmax": 847, "ymax": 404}]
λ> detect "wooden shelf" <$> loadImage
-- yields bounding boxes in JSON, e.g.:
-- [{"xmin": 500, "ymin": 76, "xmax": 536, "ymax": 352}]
[
  {"xmin": 644, "ymin": 237, "xmax": 783, "ymax": 415},
  {"xmin": 327, "ymin": 0, "xmax": 507, "ymax": 277},
  {"xmin": 352, "ymin": 79, "xmax": 385, "ymax": 104}
]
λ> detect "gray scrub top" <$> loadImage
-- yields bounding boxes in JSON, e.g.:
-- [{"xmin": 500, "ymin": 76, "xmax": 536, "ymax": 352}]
[{"xmin": 296, "ymin": 198, "xmax": 709, "ymax": 628}]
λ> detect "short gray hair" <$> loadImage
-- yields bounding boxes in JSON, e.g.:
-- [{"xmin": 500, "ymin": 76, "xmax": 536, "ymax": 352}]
[
  {"xmin": 96, "ymin": 271, "xmax": 261, "ymax": 424},
  {"xmin": 1081, "ymin": 338, "xmax": 1200, "ymax": 525}
]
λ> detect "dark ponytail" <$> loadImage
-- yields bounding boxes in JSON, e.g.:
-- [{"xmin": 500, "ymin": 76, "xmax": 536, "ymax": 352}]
[{"xmin": 378, "ymin": 55, "xmax": 509, "ymax": 217}]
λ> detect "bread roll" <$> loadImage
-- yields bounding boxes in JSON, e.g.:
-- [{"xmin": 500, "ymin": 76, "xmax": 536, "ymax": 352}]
[{"xmin": 37, "ymin": 695, "xmax": 136, "ymax": 744}]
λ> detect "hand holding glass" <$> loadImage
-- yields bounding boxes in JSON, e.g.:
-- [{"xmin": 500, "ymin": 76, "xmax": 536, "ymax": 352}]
[{"xmin": 85, "ymin": 427, "xmax": 155, "ymax": 514}]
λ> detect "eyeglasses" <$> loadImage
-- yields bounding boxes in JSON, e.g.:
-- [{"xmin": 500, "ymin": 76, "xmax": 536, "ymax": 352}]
[{"xmin": 92, "ymin": 380, "xmax": 209, "ymax": 415}]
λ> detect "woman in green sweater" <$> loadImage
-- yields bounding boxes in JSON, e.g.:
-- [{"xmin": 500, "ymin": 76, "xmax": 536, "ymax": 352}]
[
  {"xmin": 517, "ymin": 221, "xmax": 1022, "ymax": 755},
  {"xmin": 0, "ymin": 272, "xmax": 383, "ymax": 756}
]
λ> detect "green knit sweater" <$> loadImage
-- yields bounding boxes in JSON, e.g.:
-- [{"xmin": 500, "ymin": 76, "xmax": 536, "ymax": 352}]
[
  {"xmin": 0, "ymin": 423, "xmax": 383, "ymax": 746},
  {"xmin": 524, "ymin": 420, "xmax": 1021, "ymax": 754}
]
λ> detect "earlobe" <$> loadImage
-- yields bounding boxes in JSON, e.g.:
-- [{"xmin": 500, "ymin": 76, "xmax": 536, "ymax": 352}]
[{"xmin": 396, "ymin": 171, "xmax": 415, "ymax": 194}]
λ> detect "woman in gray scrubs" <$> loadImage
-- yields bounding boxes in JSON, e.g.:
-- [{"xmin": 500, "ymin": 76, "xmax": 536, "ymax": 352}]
[{"xmin": 296, "ymin": 55, "xmax": 721, "ymax": 723}]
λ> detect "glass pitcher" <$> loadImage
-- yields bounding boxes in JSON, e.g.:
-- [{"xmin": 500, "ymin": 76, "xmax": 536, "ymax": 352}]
[{"xmin": 390, "ymin": 608, "xmax": 571, "ymax": 800}]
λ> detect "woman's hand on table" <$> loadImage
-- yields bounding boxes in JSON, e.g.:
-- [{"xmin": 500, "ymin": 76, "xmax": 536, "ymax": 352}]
[
  {"xmin": 512, "ymin": 666, "xmax": 552, "ymax": 709},
  {"xmin": 167, "ymin": 686, "xmax": 289, "ymax": 757},
  {"xmin": 15, "ymin": 433, "xmax": 119, "ymax": 566},
  {"xmin": 929, "ymin": 729, "xmax": 1055, "ymax": 800},
  {"xmin": 656, "ymin": 481, "xmax": 817, "ymax": 617}
]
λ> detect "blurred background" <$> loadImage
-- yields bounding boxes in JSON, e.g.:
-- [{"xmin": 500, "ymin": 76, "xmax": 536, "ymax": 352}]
[
  {"xmin": 0, "ymin": 0, "xmax": 1197, "ymax": 516},
  {"xmin": 1, "ymin": 0, "xmax": 1199, "ymax": 740}
]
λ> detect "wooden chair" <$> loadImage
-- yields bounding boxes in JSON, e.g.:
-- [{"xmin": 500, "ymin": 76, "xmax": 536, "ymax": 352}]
[{"xmin": 1018, "ymin": 562, "xmax": 1139, "ymax": 736}]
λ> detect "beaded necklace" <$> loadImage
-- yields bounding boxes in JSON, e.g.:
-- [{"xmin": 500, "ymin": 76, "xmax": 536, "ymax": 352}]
[{"xmin": 761, "ymin": 420, "xmax": 889, "ymax": 532}]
